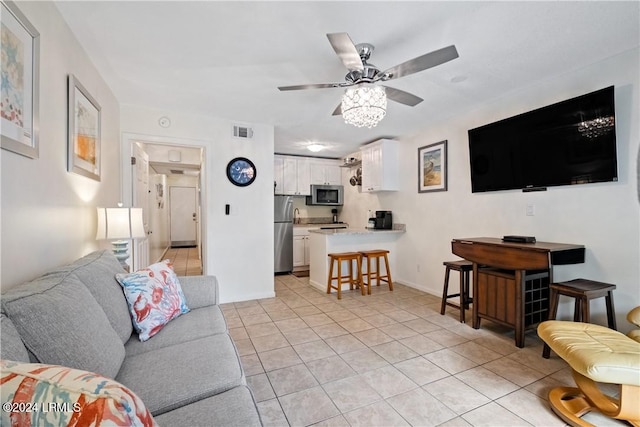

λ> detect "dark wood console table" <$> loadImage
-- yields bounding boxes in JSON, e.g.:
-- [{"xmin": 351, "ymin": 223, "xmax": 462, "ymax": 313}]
[{"xmin": 451, "ymin": 237, "xmax": 585, "ymax": 348}]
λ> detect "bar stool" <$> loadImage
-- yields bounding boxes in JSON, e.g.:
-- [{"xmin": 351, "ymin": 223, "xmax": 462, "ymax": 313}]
[
  {"xmin": 360, "ymin": 249, "xmax": 393, "ymax": 293},
  {"xmin": 542, "ymin": 278, "xmax": 617, "ymax": 358},
  {"xmin": 440, "ymin": 260, "xmax": 473, "ymax": 323},
  {"xmin": 326, "ymin": 252, "xmax": 364, "ymax": 300}
]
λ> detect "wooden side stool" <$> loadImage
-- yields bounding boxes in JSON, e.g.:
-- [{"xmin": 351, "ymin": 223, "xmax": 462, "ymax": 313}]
[
  {"xmin": 360, "ymin": 249, "xmax": 393, "ymax": 293},
  {"xmin": 542, "ymin": 278, "xmax": 617, "ymax": 358},
  {"xmin": 327, "ymin": 252, "xmax": 364, "ymax": 300},
  {"xmin": 440, "ymin": 260, "xmax": 473, "ymax": 323}
]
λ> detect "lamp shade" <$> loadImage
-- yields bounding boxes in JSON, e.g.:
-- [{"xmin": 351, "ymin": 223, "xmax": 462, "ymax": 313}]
[{"xmin": 96, "ymin": 207, "xmax": 146, "ymax": 240}]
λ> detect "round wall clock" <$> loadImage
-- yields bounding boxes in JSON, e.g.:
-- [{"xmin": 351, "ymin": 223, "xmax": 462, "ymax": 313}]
[{"xmin": 226, "ymin": 157, "xmax": 257, "ymax": 187}]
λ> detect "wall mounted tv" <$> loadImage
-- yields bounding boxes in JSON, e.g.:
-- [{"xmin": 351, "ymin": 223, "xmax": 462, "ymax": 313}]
[{"xmin": 468, "ymin": 86, "xmax": 618, "ymax": 193}]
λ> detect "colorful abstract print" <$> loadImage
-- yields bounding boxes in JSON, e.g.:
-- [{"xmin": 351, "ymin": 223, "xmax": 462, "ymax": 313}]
[
  {"xmin": 116, "ymin": 260, "xmax": 190, "ymax": 341},
  {"xmin": 1, "ymin": 22, "xmax": 24, "ymax": 127},
  {"xmin": 0, "ymin": 360, "xmax": 157, "ymax": 427}
]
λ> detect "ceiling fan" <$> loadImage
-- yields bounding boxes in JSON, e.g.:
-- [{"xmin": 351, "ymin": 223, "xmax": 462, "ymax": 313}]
[{"xmin": 278, "ymin": 33, "xmax": 459, "ymax": 123}]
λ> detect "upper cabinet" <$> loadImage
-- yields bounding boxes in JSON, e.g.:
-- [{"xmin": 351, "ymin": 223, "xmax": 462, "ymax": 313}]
[
  {"xmin": 360, "ymin": 139, "xmax": 399, "ymax": 192},
  {"xmin": 309, "ymin": 159, "xmax": 342, "ymax": 186},
  {"xmin": 274, "ymin": 155, "xmax": 311, "ymax": 195}
]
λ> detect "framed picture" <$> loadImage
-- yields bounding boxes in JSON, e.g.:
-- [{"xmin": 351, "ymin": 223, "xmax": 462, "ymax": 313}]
[
  {"xmin": 68, "ymin": 74, "xmax": 101, "ymax": 181},
  {"xmin": 418, "ymin": 140, "xmax": 447, "ymax": 193},
  {"xmin": 0, "ymin": 0, "xmax": 40, "ymax": 159}
]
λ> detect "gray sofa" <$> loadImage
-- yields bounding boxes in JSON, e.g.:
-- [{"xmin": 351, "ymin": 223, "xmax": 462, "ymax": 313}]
[{"xmin": 0, "ymin": 250, "xmax": 262, "ymax": 426}]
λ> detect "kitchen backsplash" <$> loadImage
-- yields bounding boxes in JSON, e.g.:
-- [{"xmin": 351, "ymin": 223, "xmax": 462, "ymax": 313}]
[{"xmin": 291, "ymin": 196, "xmax": 340, "ymax": 222}]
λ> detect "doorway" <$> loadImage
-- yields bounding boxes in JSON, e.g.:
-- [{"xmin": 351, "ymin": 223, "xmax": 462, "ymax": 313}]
[{"xmin": 121, "ymin": 133, "xmax": 206, "ymax": 272}]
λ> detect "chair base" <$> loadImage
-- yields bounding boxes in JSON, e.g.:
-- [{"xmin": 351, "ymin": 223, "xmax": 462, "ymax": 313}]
[
  {"xmin": 440, "ymin": 260, "xmax": 473, "ymax": 323},
  {"xmin": 326, "ymin": 252, "xmax": 363, "ymax": 300},
  {"xmin": 547, "ymin": 370, "xmax": 640, "ymax": 427},
  {"xmin": 361, "ymin": 250, "xmax": 393, "ymax": 292}
]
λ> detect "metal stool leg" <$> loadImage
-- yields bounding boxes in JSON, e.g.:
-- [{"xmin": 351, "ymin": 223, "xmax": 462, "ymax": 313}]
[
  {"xmin": 440, "ymin": 266, "xmax": 451, "ymax": 315},
  {"xmin": 605, "ymin": 291, "xmax": 617, "ymax": 330}
]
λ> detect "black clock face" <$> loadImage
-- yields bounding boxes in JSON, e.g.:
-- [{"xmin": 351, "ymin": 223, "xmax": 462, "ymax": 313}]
[{"xmin": 226, "ymin": 157, "xmax": 256, "ymax": 187}]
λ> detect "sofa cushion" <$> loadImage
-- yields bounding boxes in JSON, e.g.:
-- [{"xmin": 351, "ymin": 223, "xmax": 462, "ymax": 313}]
[
  {"xmin": 116, "ymin": 334, "xmax": 244, "ymax": 415},
  {"xmin": 116, "ymin": 260, "xmax": 190, "ymax": 342},
  {"xmin": 179, "ymin": 275, "xmax": 219, "ymax": 308},
  {"xmin": 0, "ymin": 312, "xmax": 29, "ymax": 362},
  {"xmin": 0, "ymin": 360, "xmax": 156, "ymax": 427},
  {"xmin": 1, "ymin": 271, "xmax": 125, "ymax": 378},
  {"xmin": 154, "ymin": 385, "xmax": 261, "ymax": 427},
  {"xmin": 124, "ymin": 305, "xmax": 227, "ymax": 357},
  {"xmin": 67, "ymin": 250, "xmax": 132, "ymax": 343}
]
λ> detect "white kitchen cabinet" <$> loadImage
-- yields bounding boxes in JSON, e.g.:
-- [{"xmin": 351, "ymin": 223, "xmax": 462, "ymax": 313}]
[
  {"xmin": 296, "ymin": 158, "xmax": 311, "ymax": 195},
  {"xmin": 274, "ymin": 156, "xmax": 284, "ymax": 194},
  {"xmin": 274, "ymin": 155, "xmax": 311, "ymax": 195},
  {"xmin": 360, "ymin": 139, "xmax": 399, "ymax": 192},
  {"xmin": 293, "ymin": 235, "xmax": 308, "ymax": 267},
  {"xmin": 293, "ymin": 227, "xmax": 312, "ymax": 268},
  {"xmin": 309, "ymin": 160, "xmax": 342, "ymax": 186}
]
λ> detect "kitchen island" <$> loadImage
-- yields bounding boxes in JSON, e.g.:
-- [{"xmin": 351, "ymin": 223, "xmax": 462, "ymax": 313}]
[{"xmin": 308, "ymin": 227, "xmax": 405, "ymax": 292}]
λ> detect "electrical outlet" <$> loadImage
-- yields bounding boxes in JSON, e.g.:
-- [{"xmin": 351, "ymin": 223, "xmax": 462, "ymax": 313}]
[{"xmin": 526, "ymin": 204, "xmax": 535, "ymax": 216}]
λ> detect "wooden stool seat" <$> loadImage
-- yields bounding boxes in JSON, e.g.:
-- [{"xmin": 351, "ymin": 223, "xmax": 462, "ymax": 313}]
[
  {"xmin": 440, "ymin": 260, "xmax": 473, "ymax": 323},
  {"xmin": 542, "ymin": 278, "xmax": 617, "ymax": 358},
  {"xmin": 360, "ymin": 249, "xmax": 393, "ymax": 293},
  {"xmin": 327, "ymin": 252, "xmax": 364, "ymax": 300}
]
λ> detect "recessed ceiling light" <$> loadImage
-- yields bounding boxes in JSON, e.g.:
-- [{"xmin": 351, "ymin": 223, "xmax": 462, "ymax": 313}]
[
  {"xmin": 307, "ymin": 144, "xmax": 325, "ymax": 152},
  {"xmin": 451, "ymin": 75, "xmax": 468, "ymax": 84}
]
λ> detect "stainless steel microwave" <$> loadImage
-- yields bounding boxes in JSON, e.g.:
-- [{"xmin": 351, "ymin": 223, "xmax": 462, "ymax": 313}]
[{"xmin": 306, "ymin": 185, "xmax": 344, "ymax": 206}]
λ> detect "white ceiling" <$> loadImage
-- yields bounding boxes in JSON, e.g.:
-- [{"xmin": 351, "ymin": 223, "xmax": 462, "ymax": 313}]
[{"xmin": 55, "ymin": 1, "xmax": 639, "ymax": 159}]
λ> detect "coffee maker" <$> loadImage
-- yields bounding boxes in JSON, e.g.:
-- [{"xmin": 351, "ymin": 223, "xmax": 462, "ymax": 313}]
[
  {"xmin": 331, "ymin": 208, "xmax": 339, "ymax": 224},
  {"xmin": 374, "ymin": 211, "xmax": 392, "ymax": 230}
]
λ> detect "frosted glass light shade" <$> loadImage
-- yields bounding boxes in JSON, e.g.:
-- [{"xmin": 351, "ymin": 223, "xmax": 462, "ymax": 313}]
[{"xmin": 341, "ymin": 85, "xmax": 387, "ymax": 128}]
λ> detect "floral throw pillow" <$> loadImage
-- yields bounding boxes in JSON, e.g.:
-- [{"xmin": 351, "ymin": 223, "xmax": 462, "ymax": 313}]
[
  {"xmin": 116, "ymin": 260, "xmax": 189, "ymax": 341},
  {"xmin": 1, "ymin": 359, "xmax": 157, "ymax": 427}
]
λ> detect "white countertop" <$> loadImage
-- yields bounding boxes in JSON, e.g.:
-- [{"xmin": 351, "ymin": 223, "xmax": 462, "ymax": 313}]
[
  {"xmin": 308, "ymin": 227, "xmax": 405, "ymax": 235},
  {"xmin": 294, "ymin": 223, "xmax": 348, "ymax": 228}
]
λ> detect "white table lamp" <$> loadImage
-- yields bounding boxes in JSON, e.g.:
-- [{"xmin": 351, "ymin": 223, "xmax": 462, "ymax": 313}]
[{"xmin": 96, "ymin": 206, "xmax": 146, "ymax": 267}]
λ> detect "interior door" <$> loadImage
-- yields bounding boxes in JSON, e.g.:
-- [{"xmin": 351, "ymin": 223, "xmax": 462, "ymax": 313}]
[
  {"xmin": 170, "ymin": 186, "xmax": 197, "ymax": 247},
  {"xmin": 132, "ymin": 142, "xmax": 150, "ymax": 270}
]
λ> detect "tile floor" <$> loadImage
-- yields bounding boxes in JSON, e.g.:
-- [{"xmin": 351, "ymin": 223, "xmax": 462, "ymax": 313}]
[
  {"xmin": 222, "ymin": 274, "xmax": 623, "ymax": 427},
  {"xmin": 164, "ymin": 246, "xmax": 202, "ymax": 276}
]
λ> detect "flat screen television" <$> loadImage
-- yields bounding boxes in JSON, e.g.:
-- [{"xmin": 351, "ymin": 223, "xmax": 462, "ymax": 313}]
[{"xmin": 468, "ymin": 86, "xmax": 618, "ymax": 193}]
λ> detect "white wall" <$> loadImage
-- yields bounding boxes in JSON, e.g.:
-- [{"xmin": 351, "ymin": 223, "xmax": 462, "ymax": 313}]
[
  {"xmin": 341, "ymin": 48, "xmax": 640, "ymax": 332},
  {"xmin": 1, "ymin": 2, "xmax": 120, "ymax": 290},
  {"xmin": 120, "ymin": 107, "xmax": 275, "ymax": 303}
]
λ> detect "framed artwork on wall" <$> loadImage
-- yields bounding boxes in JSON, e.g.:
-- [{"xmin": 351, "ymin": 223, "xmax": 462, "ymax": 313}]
[
  {"xmin": 0, "ymin": 0, "xmax": 40, "ymax": 159},
  {"xmin": 418, "ymin": 140, "xmax": 448, "ymax": 193},
  {"xmin": 68, "ymin": 74, "xmax": 101, "ymax": 181}
]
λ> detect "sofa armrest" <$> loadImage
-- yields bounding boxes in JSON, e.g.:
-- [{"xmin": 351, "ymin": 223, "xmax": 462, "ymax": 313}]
[{"xmin": 178, "ymin": 276, "xmax": 219, "ymax": 308}]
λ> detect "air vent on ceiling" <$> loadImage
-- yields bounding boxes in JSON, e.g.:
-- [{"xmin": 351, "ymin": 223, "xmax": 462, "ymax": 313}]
[
  {"xmin": 233, "ymin": 125, "xmax": 254, "ymax": 139},
  {"xmin": 170, "ymin": 169, "xmax": 184, "ymax": 175}
]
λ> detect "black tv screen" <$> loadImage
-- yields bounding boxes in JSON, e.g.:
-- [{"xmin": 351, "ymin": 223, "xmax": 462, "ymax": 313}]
[{"xmin": 468, "ymin": 86, "xmax": 618, "ymax": 193}]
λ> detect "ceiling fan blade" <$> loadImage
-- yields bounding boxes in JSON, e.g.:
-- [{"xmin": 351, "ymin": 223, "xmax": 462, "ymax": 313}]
[
  {"xmin": 278, "ymin": 82, "xmax": 346, "ymax": 91},
  {"xmin": 332, "ymin": 103, "xmax": 342, "ymax": 116},
  {"xmin": 379, "ymin": 45, "xmax": 459, "ymax": 81},
  {"xmin": 382, "ymin": 86, "xmax": 423, "ymax": 107},
  {"xmin": 326, "ymin": 33, "xmax": 364, "ymax": 72}
]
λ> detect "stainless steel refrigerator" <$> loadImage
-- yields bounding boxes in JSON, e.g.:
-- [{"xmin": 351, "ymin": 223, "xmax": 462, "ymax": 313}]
[{"xmin": 274, "ymin": 195, "xmax": 293, "ymax": 273}]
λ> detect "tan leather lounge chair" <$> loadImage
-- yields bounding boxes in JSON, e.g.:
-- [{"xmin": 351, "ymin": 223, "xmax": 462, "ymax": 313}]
[{"xmin": 538, "ymin": 306, "xmax": 640, "ymax": 427}]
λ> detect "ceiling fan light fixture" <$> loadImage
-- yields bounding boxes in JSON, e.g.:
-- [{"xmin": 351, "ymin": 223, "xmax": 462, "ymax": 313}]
[{"xmin": 341, "ymin": 85, "xmax": 387, "ymax": 128}]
